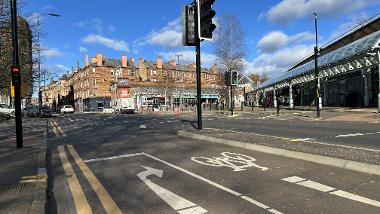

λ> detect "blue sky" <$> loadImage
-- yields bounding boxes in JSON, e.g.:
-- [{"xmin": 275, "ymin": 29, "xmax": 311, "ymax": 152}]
[{"xmin": 23, "ymin": 0, "xmax": 380, "ymax": 80}]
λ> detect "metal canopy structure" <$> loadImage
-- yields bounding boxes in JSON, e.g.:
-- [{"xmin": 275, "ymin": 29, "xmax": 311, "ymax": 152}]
[
  {"xmin": 132, "ymin": 87, "xmax": 220, "ymax": 98},
  {"xmin": 257, "ymin": 30, "xmax": 380, "ymax": 91},
  {"xmin": 238, "ymin": 75, "xmax": 256, "ymax": 87}
]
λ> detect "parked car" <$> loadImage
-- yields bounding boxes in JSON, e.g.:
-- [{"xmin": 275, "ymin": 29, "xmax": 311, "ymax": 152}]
[
  {"xmin": 60, "ymin": 105, "xmax": 74, "ymax": 114},
  {"xmin": 0, "ymin": 103, "xmax": 15, "ymax": 116},
  {"xmin": 22, "ymin": 105, "xmax": 40, "ymax": 117},
  {"xmin": 40, "ymin": 106, "xmax": 53, "ymax": 118},
  {"xmin": 102, "ymin": 108, "xmax": 115, "ymax": 114}
]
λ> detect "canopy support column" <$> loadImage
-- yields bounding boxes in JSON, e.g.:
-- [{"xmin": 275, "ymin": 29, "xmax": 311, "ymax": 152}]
[
  {"xmin": 363, "ymin": 69, "xmax": 370, "ymax": 107},
  {"xmin": 318, "ymin": 78, "xmax": 323, "ymax": 110},
  {"xmin": 378, "ymin": 63, "xmax": 380, "ymax": 113},
  {"xmin": 289, "ymin": 84, "xmax": 294, "ymax": 109},
  {"xmin": 273, "ymin": 89, "xmax": 277, "ymax": 108}
]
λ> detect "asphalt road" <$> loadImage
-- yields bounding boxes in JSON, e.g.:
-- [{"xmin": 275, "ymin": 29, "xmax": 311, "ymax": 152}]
[
  {"xmin": 201, "ymin": 112, "xmax": 380, "ymax": 151},
  {"xmin": 47, "ymin": 113, "xmax": 380, "ymax": 214}
]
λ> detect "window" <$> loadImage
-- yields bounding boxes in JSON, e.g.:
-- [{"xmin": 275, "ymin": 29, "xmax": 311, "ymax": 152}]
[
  {"xmin": 93, "ymin": 68, "xmax": 96, "ymax": 73},
  {"xmin": 111, "ymin": 69, "xmax": 114, "ymax": 75},
  {"xmin": 93, "ymin": 79, "xmax": 96, "ymax": 86},
  {"xmin": 153, "ymin": 70, "xmax": 157, "ymax": 75},
  {"xmin": 93, "ymin": 89, "xmax": 96, "ymax": 96}
]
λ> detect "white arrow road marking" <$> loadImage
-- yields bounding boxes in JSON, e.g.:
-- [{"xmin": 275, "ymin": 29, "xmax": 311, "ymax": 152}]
[
  {"xmin": 282, "ymin": 176, "xmax": 380, "ymax": 208},
  {"xmin": 137, "ymin": 166, "xmax": 207, "ymax": 214},
  {"xmin": 84, "ymin": 153, "xmax": 283, "ymax": 214}
]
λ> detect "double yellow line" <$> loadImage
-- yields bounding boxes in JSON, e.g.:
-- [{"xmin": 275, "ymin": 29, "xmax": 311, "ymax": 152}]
[
  {"xmin": 51, "ymin": 120, "xmax": 67, "ymax": 137},
  {"xmin": 58, "ymin": 145, "xmax": 122, "ymax": 214}
]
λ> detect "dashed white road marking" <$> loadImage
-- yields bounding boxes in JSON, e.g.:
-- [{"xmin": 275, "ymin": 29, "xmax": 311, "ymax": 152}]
[
  {"xmin": 336, "ymin": 133, "xmax": 365, "ymax": 138},
  {"xmin": 84, "ymin": 152, "xmax": 284, "ymax": 214},
  {"xmin": 282, "ymin": 176, "xmax": 380, "ymax": 208},
  {"xmin": 139, "ymin": 124, "xmax": 147, "ymax": 129},
  {"xmin": 206, "ymin": 128, "xmax": 380, "ymax": 153}
]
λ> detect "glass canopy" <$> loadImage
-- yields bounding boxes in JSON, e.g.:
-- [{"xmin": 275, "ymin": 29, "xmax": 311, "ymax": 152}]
[{"xmin": 258, "ymin": 30, "xmax": 380, "ymax": 89}]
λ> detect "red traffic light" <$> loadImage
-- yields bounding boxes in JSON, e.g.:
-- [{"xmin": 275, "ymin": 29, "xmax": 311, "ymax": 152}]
[{"xmin": 11, "ymin": 65, "xmax": 21, "ymax": 74}]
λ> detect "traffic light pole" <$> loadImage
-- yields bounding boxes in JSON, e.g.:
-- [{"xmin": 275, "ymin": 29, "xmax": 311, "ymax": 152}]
[
  {"xmin": 194, "ymin": 2, "xmax": 202, "ymax": 130},
  {"xmin": 10, "ymin": 0, "xmax": 23, "ymax": 148},
  {"xmin": 230, "ymin": 85, "xmax": 234, "ymax": 116}
]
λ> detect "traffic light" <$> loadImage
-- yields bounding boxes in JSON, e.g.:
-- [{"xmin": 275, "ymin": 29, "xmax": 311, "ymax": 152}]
[
  {"xmin": 224, "ymin": 71, "xmax": 231, "ymax": 86},
  {"xmin": 11, "ymin": 65, "xmax": 21, "ymax": 87},
  {"xmin": 182, "ymin": 4, "xmax": 196, "ymax": 46},
  {"xmin": 198, "ymin": 0, "xmax": 216, "ymax": 40},
  {"xmin": 231, "ymin": 70, "xmax": 238, "ymax": 86}
]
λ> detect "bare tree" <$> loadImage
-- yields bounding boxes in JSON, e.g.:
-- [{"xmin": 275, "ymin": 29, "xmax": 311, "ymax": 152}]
[
  {"xmin": 214, "ymin": 13, "xmax": 247, "ymax": 106},
  {"xmin": 0, "ymin": 0, "xmax": 43, "ymax": 104},
  {"xmin": 159, "ymin": 70, "xmax": 175, "ymax": 109},
  {"xmin": 349, "ymin": 12, "xmax": 370, "ymax": 29},
  {"xmin": 214, "ymin": 13, "xmax": 247, "ymax": 74}
]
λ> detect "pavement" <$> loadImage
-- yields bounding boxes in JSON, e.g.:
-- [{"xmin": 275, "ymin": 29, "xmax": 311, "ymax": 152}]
[
  {"xmin": 45, "ymin": 113, "xmax": 380, "ymax": 214},
  {"xmin": 0, "ymin": 118, "xmax": 48, "ymax": 214},
  {"xmin": 215, "ymin": 107, "xmax": 380, "ymax": 123}
]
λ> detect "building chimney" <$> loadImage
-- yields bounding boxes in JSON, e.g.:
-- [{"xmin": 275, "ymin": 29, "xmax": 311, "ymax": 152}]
[
  {"xmin": 91, "ymin": 56, "xmax": 97, "ymax": 64},
  {"xmin": 169, "ymin": 60, "xmax": 176, "ymax": 66},
  {"xmin": 211, "ymin": 63, "xmax": 218, "ymax": 73},
  {"xmin": 96, "ymin": 51, "xmax": 103, "ymax": 66},
  {"xmin": 85, "ymin": 54, "xmax": 89, "ymax": 66},
  {"xmin": 138, "ymin": 57, "xmax": 144, "ymax": 63},
  {"xmin": 156, "ymin": 58, "xmax": 163, "ymax": 69},
  {"xmin": 122, "ymin": 53, "xmax": 128, "ymax": 67},
  {"xmin": 130, "ymin": 57, "xmax": 135, "ymax": 64}
]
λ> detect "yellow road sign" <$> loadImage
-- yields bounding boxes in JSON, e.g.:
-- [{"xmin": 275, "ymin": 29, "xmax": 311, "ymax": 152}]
[{"xmin": 10, "ymin": 80, "xmax": 25, "ymax": 98}]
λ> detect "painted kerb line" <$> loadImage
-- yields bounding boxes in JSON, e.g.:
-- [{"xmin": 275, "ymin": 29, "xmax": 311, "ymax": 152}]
[
  {"xmin": 282, "ymin": 176, "xmax": 380, "ymax": 208},
  {"xmin": 84, "ymin": 152, "xmax": 283, "ymax": 214},
  {"xmin": 50, "ymin": 120, "xmax": 60, "ymax": 137},
  {"xmin": 57, "ymin": 146, "xmax": 92, "ymax": 214},
  {"xmin": 67, "ymin": 145, "xmax": 123, "ymax": 214}
]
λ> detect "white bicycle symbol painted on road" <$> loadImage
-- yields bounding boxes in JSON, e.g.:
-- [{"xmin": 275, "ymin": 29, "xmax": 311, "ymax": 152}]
[{"xmin": 191, "ymin": 152, "xmax": 268, "ymax": 172}]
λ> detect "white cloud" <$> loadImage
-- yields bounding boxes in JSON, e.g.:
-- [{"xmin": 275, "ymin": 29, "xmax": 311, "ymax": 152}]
[
  {"xmin": 79, "ymin": 47, "xmax": 88, "ymax": 54},
  {"xmin": 158, "ymin": 50, "xmax": 216, "ymax": 67},
  {"xmin": 135, "ymin": 17, "xmax": 182, "ymax": 48},
  {"xmin": 74, "ymin": 18, "xmax": 105, "ymax": 32},
  {"xmin": 46, "ymin": 64, "xmax": 69, "ymax": 79},
  {"xmin": 82, "ymin": 34, "xmax": 129, "ymax": 52},
  {"xmin": 43, "ymin": 48, "xmax": 63, "ymax": 58},
  {"xmin": 266, "ymin": 0, "xmax": 378, "ymax": 24},
  {"xmin": 257, "ymin": 31, "xmax": 314, "ymax": 53},
  {"xmin": 244, "ymin": 44, "xmax": 314, "ymax": 78}
]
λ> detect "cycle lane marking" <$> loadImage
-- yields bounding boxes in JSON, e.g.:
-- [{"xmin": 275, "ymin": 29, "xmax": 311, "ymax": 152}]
[
  {"xmin": 282, "ymin": 176, "xmax": 380, "ymax": 208},
  {"xmin": 84, "ymin": 152, "xmax": 284, "ymax": 214},
  {"xmin": 191, "ymin": 152, "xmax": 269, "ymax": 171}
]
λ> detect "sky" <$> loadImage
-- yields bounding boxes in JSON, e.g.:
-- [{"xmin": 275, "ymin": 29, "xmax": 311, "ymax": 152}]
[{"xmin": 22, "ymin": 0, "xmax": 380, "ymax": 81}]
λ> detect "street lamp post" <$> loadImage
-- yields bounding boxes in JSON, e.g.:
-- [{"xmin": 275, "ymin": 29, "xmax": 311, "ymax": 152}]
[
  {"xmin": 314, "ymin": 13, "xmax": 321, "ymax": 118},
  {"xmin": 36, "ymin": 13, "xmax": 60, "ymax": 110}
]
